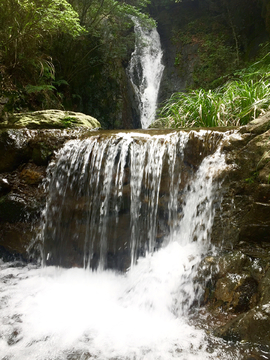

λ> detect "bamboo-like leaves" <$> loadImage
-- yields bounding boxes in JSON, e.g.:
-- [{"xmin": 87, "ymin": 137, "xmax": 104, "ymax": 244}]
[{"xmin": 158, "ymin": 56, "xmax": 270, "ymax": 128}]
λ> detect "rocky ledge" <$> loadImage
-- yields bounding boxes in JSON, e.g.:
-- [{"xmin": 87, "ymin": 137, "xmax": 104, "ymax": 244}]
[
  {"xmin": 0, "ymin": 109, "xmax": 100, "ymax": 261},
  {"xmin": 201, "ymin": 111, "xmax": 270, "ymax": 350}
]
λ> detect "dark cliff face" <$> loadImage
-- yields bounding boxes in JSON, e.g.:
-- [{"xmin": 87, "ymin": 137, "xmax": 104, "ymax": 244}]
[
  {"xmin": 149, "ymin": 0, "xmax": 268, "ymax": 104},
  {"xmin": 0, "ymin": 128, "xmax": 88, "ymax": 262},
  {"xmin": 152, "ymin": 1, "xmax": 199, "ymax": 100}
]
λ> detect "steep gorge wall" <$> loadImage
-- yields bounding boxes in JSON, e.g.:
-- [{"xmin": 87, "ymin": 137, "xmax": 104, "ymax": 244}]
[{"xmin": 150, "ymin": 0, "xmax": 268, "ymax": 104}]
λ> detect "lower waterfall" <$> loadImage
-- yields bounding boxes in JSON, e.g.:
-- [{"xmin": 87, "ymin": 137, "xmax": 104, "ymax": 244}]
[{"xmin": 0, "ymin": 130, "xmax": 246, "ymax": 359}]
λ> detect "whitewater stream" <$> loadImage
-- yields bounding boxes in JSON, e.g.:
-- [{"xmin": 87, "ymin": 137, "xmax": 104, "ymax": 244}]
[
  {"xmin": 127, "ymin": 19, "xmax": 164, "ymax": 129},
  {"xmin": 0, "ymin": 130, "xmax": 253, "ymax": 360}
]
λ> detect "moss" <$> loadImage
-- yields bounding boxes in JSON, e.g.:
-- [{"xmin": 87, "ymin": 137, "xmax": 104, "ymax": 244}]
[
  {"xmin": 1, "ymin": 110, "xmax": 101, "ymax": 129},
  {"xmin": 245, "ymin": 172, "xmax": 259, "ymax": 184},
  {"xmin": 20, "ymin": 168, "xmax": 42, "ymax": 185}
]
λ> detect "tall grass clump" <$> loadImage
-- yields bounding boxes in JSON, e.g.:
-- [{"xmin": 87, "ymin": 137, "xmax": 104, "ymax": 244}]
[{"xmin": 158, "ymin": 52, "xmax": 270, "ymax": 128}]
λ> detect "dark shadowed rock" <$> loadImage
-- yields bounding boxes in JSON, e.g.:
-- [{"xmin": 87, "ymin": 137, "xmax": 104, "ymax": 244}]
[
  {"xmin": 0, "ymin": 127, "xmax": 99, "ymax": 262},
  {"xmin": 204, "ymin": 113, "xmax": 270, "ymax": 346}
]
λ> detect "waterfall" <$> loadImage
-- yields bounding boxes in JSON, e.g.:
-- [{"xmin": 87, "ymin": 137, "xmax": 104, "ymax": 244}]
[
  {"xmin": 127, "ymin": 18, "xmax": 164, "ymax": 129},
  {"xmin": 41, "ymin": 130, "xmax": 227, "ymax": 270},
  {"xmin": 0, "ymin": 130, "xmax": 244, "ymax": 360}
]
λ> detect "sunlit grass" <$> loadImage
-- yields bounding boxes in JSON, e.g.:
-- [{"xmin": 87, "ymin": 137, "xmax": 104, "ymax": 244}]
[{"xmin": 158, "ymin": 53, "xmax": 270, "ymax": 128}]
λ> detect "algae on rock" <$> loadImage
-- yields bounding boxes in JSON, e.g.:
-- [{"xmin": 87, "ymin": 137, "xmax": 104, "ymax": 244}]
[{"xmin": 1, "ymin": 110, "xmax": 101, "ymax": 129}]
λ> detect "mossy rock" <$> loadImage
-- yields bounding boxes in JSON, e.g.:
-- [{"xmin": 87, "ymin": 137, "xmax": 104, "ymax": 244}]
[
  {"xmin": 241, "ymin": 112, "xmax": 270, "ymax": 136},
  {"xmin": 149, "ymin": 118, "xmax": 168, "ymax": 129},
  {"xmin": 2, "ymin": 110, "xmax": 101, "ymax": 129}
]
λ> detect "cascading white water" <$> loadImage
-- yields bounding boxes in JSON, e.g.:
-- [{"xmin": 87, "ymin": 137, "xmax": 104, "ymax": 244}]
[
  {"xmin": 0, "ymin": 130, "xmax": 244, "ymax": 360},
  {"xmin": 127, "ymin": 18, "xmax": 164, "ymax": 129},
  {"xmin": 128, "ymin": 132, "xmax": 189, "ymax": 266},
  {"xmin": 40, "ymin": 131, "xmax": 190, "ymax": 270}
]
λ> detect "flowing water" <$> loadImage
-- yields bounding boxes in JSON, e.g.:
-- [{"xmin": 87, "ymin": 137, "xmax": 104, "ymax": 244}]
[
  {"xmin": 0, "ymin": 130, "xmax": 248, "ymax": 359},
  {"xmin": 127, "ymin": 19, "xmax": 164, "ymax": 129}
]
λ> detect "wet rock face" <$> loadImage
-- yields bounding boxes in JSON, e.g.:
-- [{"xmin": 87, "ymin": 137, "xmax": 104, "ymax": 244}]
[
  {"xmin": 0, "ymin": 128, "xmax": 91, "ymax": 261},
  {"xmin": 0, "ymin": 167, "xmax": 44, "ymax": 260},
  {"xmin": 200, "ymin": 246, "xmax": 270, "ymax": 346},
  {"xmin": 214, "ymin": 274, "xmax": 258, "ymax": 313},
  {"xmin": 211, "ymin": 114, "xmax": 270, "ymax": 253},
  {"xmin": 0, "ymin": 129, "xmax": 74, "ymax": 173},
  {"xmin": 205, "ymin": 112, "xmax": 270, "ymax": 347},
  {"xmin": 1, "ymin": 127, "xmax": 222, "ymax": 267}
]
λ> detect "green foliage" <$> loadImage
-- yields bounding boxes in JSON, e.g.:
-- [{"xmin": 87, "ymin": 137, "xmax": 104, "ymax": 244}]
[
  {"xmin": 172, "ymin": 17, "xmax": 238, "ymax": 89},
  {"xmin": 69, "ymin": 0, "xmax": 153, "ymax": 31},
  {"xmin": 62, "ymin": 116, "xmax": 78, "ymax": 127},
  {"xmin": 158, "ymin": 54, "xmax": 270, "ymax": 128},
  {"xmin": 0, "ymin": 0, "xmax": 85, "ymax": 112},
  {"xmin": 169, "ymin": 0, "xmax": 263, "ymax": 90},
  {"xmin": 0, "ymin": 0, "xmax": 84, "ymax": 68},
  {"xmin": 158, "ymin": 89, "xmax": 225, "ymax": 128},
  {"xmin": 193, "ymin": 35, "xmax": 236, "ymax": 89},
  {"xmin": 49, "ymin": 0, "xmax": 155, "ymax": 127},
  {"xmin": 0, "ymin": 0, "xmax": 155, "ymax": 126},
  {"xmin": 234, "ymin": 50, "xmax": 270, "ymax": 82},
  {"xmin": 25, "ymin": 85, "xmax": 56, "ymax": 94},
  {"xmin": 1, "ymin": 0, "xmax": 266, "ymax": 130},
  {"xmin": 245, "ymin": 172, "xmax": 258, "ymax": 184}
]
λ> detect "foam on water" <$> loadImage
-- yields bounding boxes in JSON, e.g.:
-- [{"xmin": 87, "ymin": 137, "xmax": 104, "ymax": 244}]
[{"xmin": 0, "ymin": 242, "xmax": 238, "ymax": 360}]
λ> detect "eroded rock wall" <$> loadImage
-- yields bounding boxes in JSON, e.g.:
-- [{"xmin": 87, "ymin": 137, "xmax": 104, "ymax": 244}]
[
  {"xmin": 204, "ymin": 112, "xmax": 270, "ymax": 347},
  {"xmin": 0, "ymin": 110, "xmax": 101, "ymax": 262}
]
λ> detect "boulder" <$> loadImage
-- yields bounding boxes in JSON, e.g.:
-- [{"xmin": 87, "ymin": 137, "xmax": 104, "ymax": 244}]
[
  {"xmin": 214, "ymin": 305, "xmax": 270, "ymax": 345},
  {"xmin": 1, "ymin": 109, "xmax": 101, "ymax": 129}
]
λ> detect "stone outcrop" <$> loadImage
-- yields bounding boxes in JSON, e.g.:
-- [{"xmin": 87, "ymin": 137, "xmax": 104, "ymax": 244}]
[
  {"xmin": 0, "ymin": 110, "xmax": 100, "ymax": 262},
  {"xmin": 0, "ymin": 109, "xmax": 101, "ymax": 130},
  {"xmin": 203, "ymin": 112, "xmax": 270, "ymax": 347}
]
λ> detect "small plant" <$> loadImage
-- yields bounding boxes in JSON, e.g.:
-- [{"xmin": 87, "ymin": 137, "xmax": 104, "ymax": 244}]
[
  {"xmin": 245, "ymin": 172, "xmax": 258, "ymax": 184},
  {"xmin": 25, "ymin": 84, "xmax": 56, "ymax": 94},
  {"xmin": 62, "ymin": 116, "xmax": 78, "ymax": 127}
]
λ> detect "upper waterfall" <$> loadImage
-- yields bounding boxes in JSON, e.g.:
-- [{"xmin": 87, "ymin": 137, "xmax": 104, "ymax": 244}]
[{"xmin": 127, "ymin": 18, "xmax": 164, "ymax": 129}]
